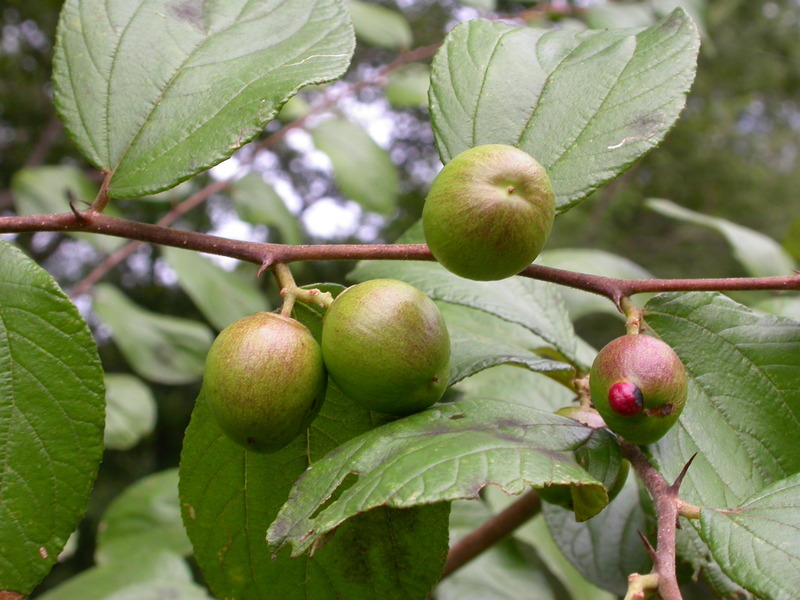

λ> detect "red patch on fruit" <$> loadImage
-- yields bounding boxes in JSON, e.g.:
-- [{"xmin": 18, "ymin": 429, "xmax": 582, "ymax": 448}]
[{"xmin": 608, "ymin": 381, "xmax": 644, "ymax": 416}]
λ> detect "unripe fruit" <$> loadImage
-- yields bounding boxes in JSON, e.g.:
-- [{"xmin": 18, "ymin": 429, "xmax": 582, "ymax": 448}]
[
  {"xmin": 590, "ymin": 334, "xmax": 688, "ymax": 445},
  {"xmin": 321, "ymin": 279, "xmax": 450, "ymax": 415},
  {"xmin": 422, "ymin": 144, "xmax": 555, "ymax": 281},
  {"xmin": 203, "ymin": 312, "xmax": 327, "ymax": 453}
]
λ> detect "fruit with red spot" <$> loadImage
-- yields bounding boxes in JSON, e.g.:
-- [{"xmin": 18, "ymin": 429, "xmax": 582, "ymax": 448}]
[
  {"xmin": 321, "ymin": 279, "xmax": 450, "ymax": 415},
  {"xmin": 422, "ymin": 144, "xmax": 555, "ymax": 281},
  {"xmin": 590, "ymin": 334, "xmax": 688, "ymax": 445},
  {"xmin": 203, "ymin": 312, "xmax": 327, "ymax": 453}
]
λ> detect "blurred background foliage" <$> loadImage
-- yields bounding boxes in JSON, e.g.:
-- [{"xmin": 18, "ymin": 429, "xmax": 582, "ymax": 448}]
[{"xmin": 1, "ymin": 0, "xmax": 798, "ymax": 595}]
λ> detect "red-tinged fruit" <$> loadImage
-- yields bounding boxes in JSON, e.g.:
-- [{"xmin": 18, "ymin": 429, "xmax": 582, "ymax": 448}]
[
  {"xmin": 422, "ymin": 144, "xmax": 555, "ymax": 281},
  {"xmin": 590, "ymin": 334, "xmax": 688, "ymax": 445},
  {"xmin": 203, "ymin": 312, "xmax": 327, "ymax": 453},
  {"xmin": 321, "ymin": 279, "xmax": 450, "ymax": 415}
]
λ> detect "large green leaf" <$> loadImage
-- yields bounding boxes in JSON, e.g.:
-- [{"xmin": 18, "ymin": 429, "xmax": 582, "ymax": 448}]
[
  {"xmin": 312, "ymin": 118, "xmax": 400, "ymax": 215},
  {"xmin": 0, "ymin": 241, "xmax": 105, "ymax": 596},
  {"xmin": 436, "ymin": 500, "xmax": 570, "ymax": 600},
  {"xmin": 429, "ymin": 10, "xmax": 700, "ymax": 212},
  {"xmin": 645, "ymin": 293, "xmax": 800, "ymax": 593},
  {"xmin": 453, "ymin": 363, "xmax": 575, "ymax": 414},
  {"xmin": 514, "ymin": 516, "xmax": 617, "ymax": 600},
  {"xmin": 37, "ymin": 550, "xmax": 205, "ymax": 600},
  {"xmin": 647, "ymin": 198, "xmax": 796, "ymax": 277},
  {"xmin": 439, "ymin": 302, "xmax": 573, "ymax": 386},
  {"xmin": 52, "ymin": 0, "xmax": 355, "ymax": 198},
  {"xmin": 11, "ymin": 165, "xmax": 124, "ymax": 252},
  {"xmin": 541, "ymin": 474, "xmax": 653, "ymax": 596},
  {"xmin": 95, "ymin": 469, "xmax": 191, "ymax": 565},
  {"xmin": 700, "ymin": 473, "xmax": 800, "ymax": 600},
  {"xmin": 162, "ymin": 246, "xmax": 269, "ymax": 331},
  {"xmin": 104, "ymin": 374, "xmax": 157, "ymax": 450},
  {"xmin": 268, "ymin": 398, "xmax": 622, "ymax": 557},
  {"xmin": 647, "ymin": 292, "xmax": 800, "ymax": 503},
  {"xmin": 93, "ymin": 284, "xmax": 213, "ymax": 385},
  {"xmin": 181, "ymin": 388, "xmax": 449, "ymax": 600}
]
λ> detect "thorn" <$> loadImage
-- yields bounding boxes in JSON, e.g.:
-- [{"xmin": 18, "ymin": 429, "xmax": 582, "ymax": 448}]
[
  {"xmin": 637, "ymin": 530, "xmax": 657, "ymax": 562},
  {"xmin": 68, "ymin": 199, "xmax": 87, "ymax": 222},
  {"xmin": 257, "ymin": 257, "xmax": 274, "ymax": 277},
  {"xmin": 670, "ymin": 453, "xmax": 697, "ymax": 494}
]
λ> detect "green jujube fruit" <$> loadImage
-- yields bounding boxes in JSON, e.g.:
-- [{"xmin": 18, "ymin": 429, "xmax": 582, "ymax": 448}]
[
  {"xmin": 590, "ymin": 334, "xmax": 688, "ymax": 445},
  {"xmin": 321, "ymin": 279, "xmax": 451, "ymax": 415},
  {"xmin": 203, "ymin": 312, "xmax": 327, "ymax": 453},
  {"xmin": 422, "ymin": 144, "xmax": 556, "ymax": 281}
]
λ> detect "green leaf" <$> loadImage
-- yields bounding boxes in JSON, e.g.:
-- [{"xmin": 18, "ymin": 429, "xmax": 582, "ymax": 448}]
[
  {"xmin": 95, "ymin": 469, "xmax": 191, "ymax": 565},
  {"xmin": 180, "ymin": 389, "xmax": 449, "ymax": 600},
  {"xmin": 700, "ymin": 473, "xmax": 800, "ymax": 600},
  {"xmin": 536, "ymin": 249, "xmax": 653, "ymax": 320},
  {"xmin": 162, "ymin": 246, "xmax": 269, "ymax": 331},
  {"xmin": 429, "ymin": 10, "xmax": 700, "ymax": 212},
  {"xmin": 0, "ymin": 240, "xmax": 105, "ymax": 595},
  {"xmin": 752, "ymin": 295, "xmax": 800, "ymax": 321},
  {"xmin": 346, "ymin": 0, "xmax": 412, "ymax": 50},
  {"xmin": 386, "ymin": 64, "xmax": 430, "ymax": 108},
  {"xmin": 104, "ymin": 374, "xmax": 157, "ymax": 450},
  {"xmin": 645, "ymin": 293, "xmax": 800, "ymax": 591},
  {"xmin": 438, "ymin": 302, "xmax": 573, "ymax": 386},
  {"xmin": 436, "ymin": 500, "xmax": 570, "ymax": 600},
  {"xmin": 311, "ymin": 118, "xmax": 399, "ymax": 215},
  {"xmin": 37, "ymin": 550, "xmax": 199, "ymax": 600},
  {"xmin": 515, "ymin": 516, "xmax": 617, "ymax": 600},
  {"xmin": 231, "ymin": 173, "xmax": 304, "ymax": 245},
  {"xmin": 647, "ymin": 292, "xmax": 800, "ymax": 504},
  {"xmin": 453, "ymin": 363, "xmax": 576, "ymax": 414},
  {"xmin": 541, "ymin": 473, "xmax": 653, "ymax": 596},
  {"xmin": 268, "ymin": 398, "xmax": 621, "ymax": 557},
  {"xmin": 11, "ymin": 165, "xmax": 124, "ymax": 252},
  {"xmin": 93, "ymin": 284, "xmax": 213, "ymax": 385},
  {"xmin": 52, "ymin": 0, "xmax": 355, "ymax": 198},
  {"xmin": 647, "ymin": 198, "xmax": 796, "ymax": 277}
]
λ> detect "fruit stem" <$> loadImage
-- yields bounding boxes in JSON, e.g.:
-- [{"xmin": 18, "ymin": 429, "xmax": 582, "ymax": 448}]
[
  {"xmin": 273, "ymin": 263, "xmax": 334, "ymax": 317},
  {"xmin": 620, "ymin": 296, "xmax": 643, "ymax": 335}
]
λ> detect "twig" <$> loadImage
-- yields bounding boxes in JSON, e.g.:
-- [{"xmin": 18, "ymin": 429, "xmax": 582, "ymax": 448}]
[
  {"xmin": 440, "ymin": 490, "xmax": 541, "ymax": 579},
  {"xmin": 1, "ymin": 211, "xmax": 799, "ymax": 301},
  {"xmin": 621, "ymin": 443, "xmax": 697, "ymax": 600}
]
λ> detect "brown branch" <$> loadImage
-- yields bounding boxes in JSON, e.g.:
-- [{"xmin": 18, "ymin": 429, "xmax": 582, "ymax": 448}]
[
  {"xmin": 440, "ymin": 490, "xmax": 541, "ymax": 579},
  {"xmin": 2, "ymin": 211, "xmax": 799, "ymax": 301},
  {"xmin": 621, "ymin": 442, "xmax": 692, "ymax": 600}
]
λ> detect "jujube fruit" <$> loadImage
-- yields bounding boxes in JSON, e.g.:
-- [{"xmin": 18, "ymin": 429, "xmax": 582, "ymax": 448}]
[
  {"xmin": 422, "ymin": 144, "xmax": 555, "ymax": 281},
  {"xmin": 203, "ymin": 312, "xmax": 327, "ymax": 453},
  {"xmin": 321, "ymin": 279, "xmax": 450, "ymax": 415},
  {"xmin": 589, "ymin": 334, "xmax": 688, "ymax": 445}
]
